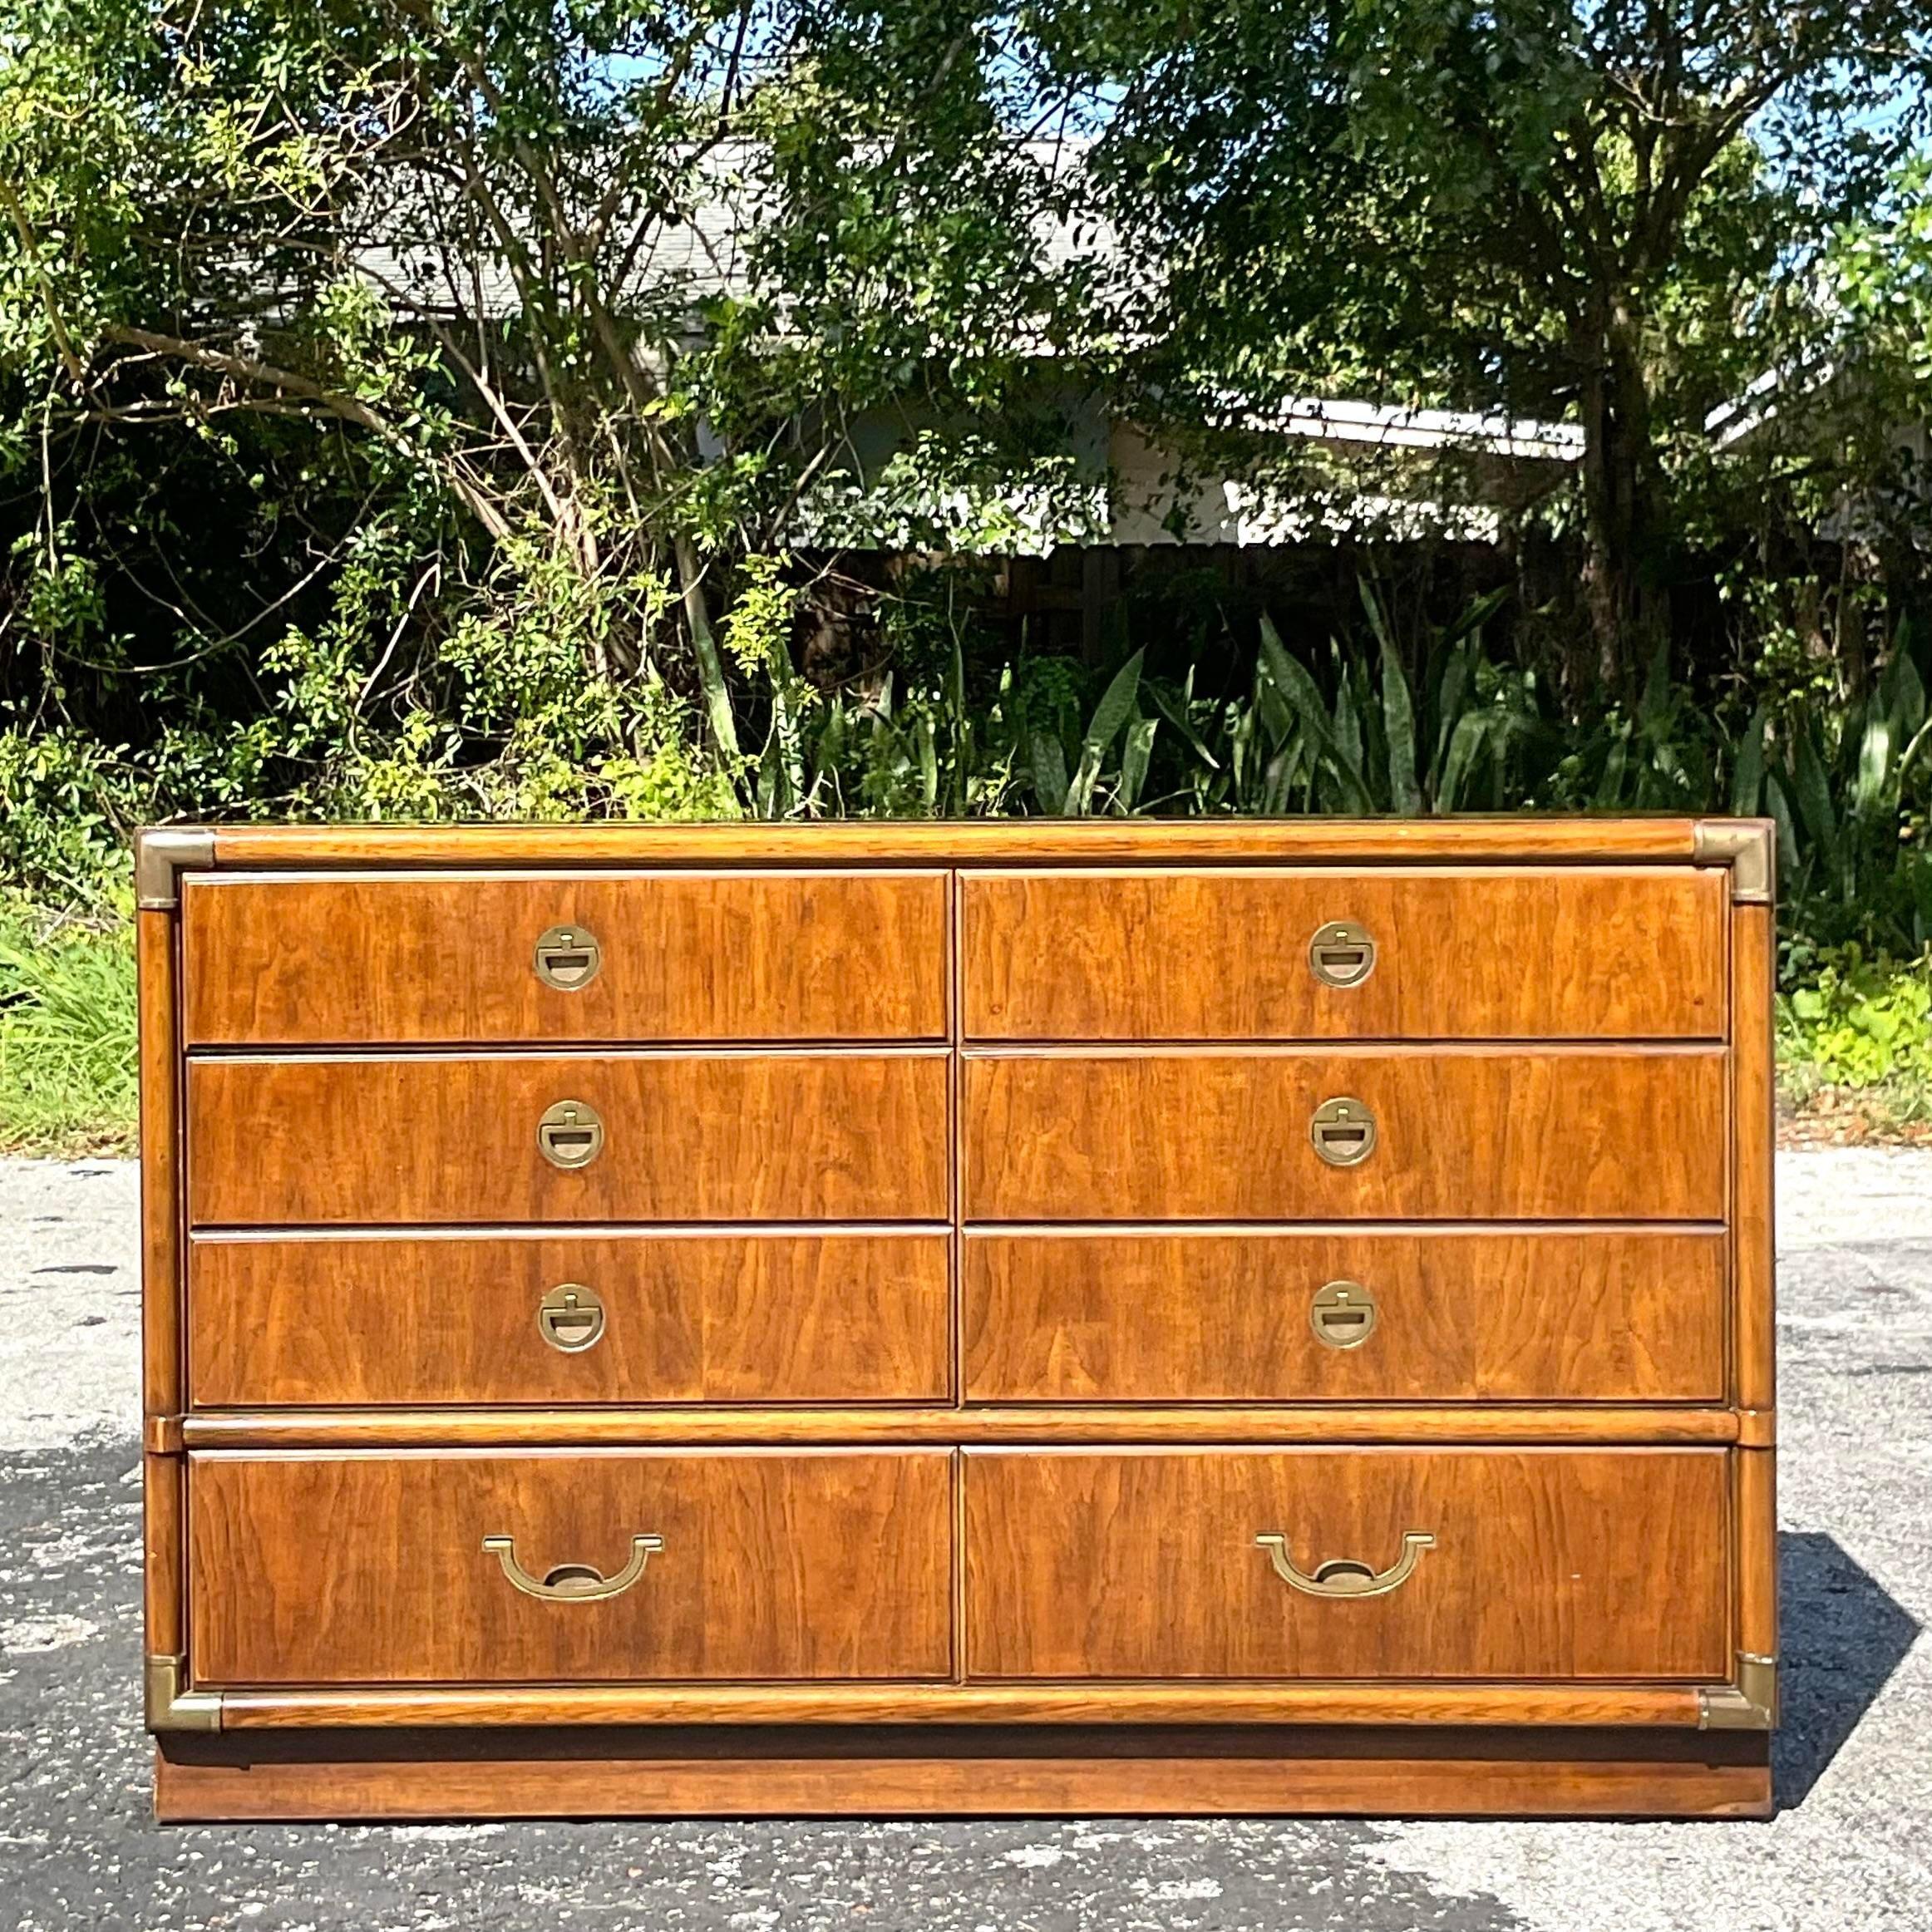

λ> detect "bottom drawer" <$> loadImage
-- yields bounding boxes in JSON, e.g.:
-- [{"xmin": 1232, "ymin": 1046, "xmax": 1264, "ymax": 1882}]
[
  {"xmin": 190, "ymin": 1451, "xmax": 953, "ymax": 1684},
  {"xmin": 964, "ymin": 1448, "xmax": 1731, "ymax": 1682}
]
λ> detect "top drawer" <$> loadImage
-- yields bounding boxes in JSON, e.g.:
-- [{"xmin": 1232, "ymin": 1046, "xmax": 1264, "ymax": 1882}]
[
  {"xmin": 963, "ymin": 865, "xmax": 1726, "ymax": 1041},
  {"xmin": 181, "ymin": 870, "xmax": 948, "ymax": 1046}
]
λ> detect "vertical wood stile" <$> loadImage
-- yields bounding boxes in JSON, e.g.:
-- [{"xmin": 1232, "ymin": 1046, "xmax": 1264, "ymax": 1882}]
[
  {"xmin": 138, "ymin": 907, "xmax": 182, "ymax": 1417},
  {"xmin": 144, "ymin": 1453, "xmax": 184, "ymax": 1661},
  {"xmin": 1736, "ymin": 1447, "xmax": 1778, "ymax": 1673},
  {"xmin": 1730, "ymin": 896, "xmax": 1778, "ymax": 1683},
  {"xmin": 1731, "ymin": 901, "xmax": 1777, "ymax": 1413},
  {"xmin": 947, "ymin": 869, "xmax": 966, "ymax": 1680},
  {"xmin": 137, "ymin": 904, "xmax": 185, "ymax": 1664}
]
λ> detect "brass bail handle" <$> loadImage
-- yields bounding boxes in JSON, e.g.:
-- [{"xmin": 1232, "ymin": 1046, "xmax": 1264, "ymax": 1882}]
[
  {"xmin": 1255, "ymin": 1530, "xmax": 1435, "ymax": 1599},
  {"xmin": 482, "ymin": 1533, "xmax": 663, "ymax": 1603},
  {"xmin": 1309, "ymin": 920, "xmax": 1377, "ymax": 988},
  {"xmin": 537, "ymin": 1099, "xmax": 605, "ymax": 1170},
  {"xmin": 1309, "ymin": 1095, "xmax": 1377, "ymax": 1166},
  {"xmin": 533, "ymin": 924, "xmax": 602, "ymax": 992}
]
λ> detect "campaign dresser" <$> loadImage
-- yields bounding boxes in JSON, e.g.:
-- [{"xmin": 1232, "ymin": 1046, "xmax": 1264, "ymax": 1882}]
[{"xmin": 136, "ymin": 817, "xmax": 1778, "ymax": 1821}]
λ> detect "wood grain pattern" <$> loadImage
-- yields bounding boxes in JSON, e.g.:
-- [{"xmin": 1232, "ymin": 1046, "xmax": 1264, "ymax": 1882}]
[
  {"xmin": 207, "ymin": 818, "xmax": 1707, "ymax": 869},
  {"xmin": 182, "ymin": 870, "xmax": 947, "ymax": 1045},
  {"xmin": 186, "ymin": 1051, "xmax": 949, "ymax": 1225},
  {"xmin": 964, "ymin": 1448, "xmax": 1731, "ymax": 1681},
  {"xmin": 189, "ymin": 1230, "xmax": 951, "ymax": 1407},
  {"xmin": 189, "ymin": 1451, "xmax": 952, "ymax": 1684},
  {"xmin": 963, "ymin": 867, "xmax": 1727, "ymax": 1040},
  {"xmin": 209, "ymin": 1682, "xmax": 1708, "ymax": 1727},
  {"xmin": 964, "ymin": 1048, "xmax": 1727, "ymax": 1221},
  {"xmin": 144, "ymin": 1451, "xmax": 182, "ymax": 1660},
  {"xmin": 138, "ymin": 908, "xmax": 181, "ymax": 1416},
  {"xmin": 176, "ymin": 1404, "xmax": 1742, "ymax": 1449},
  {"xmin": 1737, "ymin": 1447, "xmax": 1778, "ymax": 1669},
  {"xmin": 1733, "ymin": 901, "xmax": 1777, "ymax": 1411},
  {"xmin": 154, "ymin": 1727, "xmax": 1772, "ymax": 1821},
  {"xmin": 963, "ymin": 1229, "xmax": 1727, "ymax": 1402}
]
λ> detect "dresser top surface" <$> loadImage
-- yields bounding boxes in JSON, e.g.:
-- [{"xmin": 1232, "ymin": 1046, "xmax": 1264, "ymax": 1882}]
[{"xmin": 140, "ymin": 814, "xmax": 1770, "ymax": 875}]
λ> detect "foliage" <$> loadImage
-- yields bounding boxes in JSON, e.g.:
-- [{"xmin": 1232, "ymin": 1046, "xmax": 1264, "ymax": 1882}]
[
  {"xmin": 1028, "ymin": 0, "xmax": 1932, "ymax": 678},
  {"xmin": 1778, "ymin": 946, "xmax": 1932, "ymax": 1121},
  {"xmin": 1734, "ymin": 621, "xmax": 1932, "ymax": 958},
  {"xmin": 0, "ymin": 895, "xmax": 138, "ymax": 1154},
  {"xmin": 0, "ymin": 0, "xmax": 1088, "ymax": 840}
]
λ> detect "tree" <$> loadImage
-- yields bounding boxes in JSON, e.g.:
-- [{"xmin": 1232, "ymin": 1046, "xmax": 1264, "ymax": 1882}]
[
  {"xmin": 0, "ymin": 0, "xmax": 1082, "ymax": 826},
  {"xmin": 1031, "ymin": 0, "xmax": 1932, "ymax": 683}
]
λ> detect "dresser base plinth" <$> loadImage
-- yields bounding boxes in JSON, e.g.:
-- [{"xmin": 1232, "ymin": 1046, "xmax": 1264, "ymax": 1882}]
[{"xmin": 155, "ymin": 1725, "xmax": 1772, "ymax": 1822}]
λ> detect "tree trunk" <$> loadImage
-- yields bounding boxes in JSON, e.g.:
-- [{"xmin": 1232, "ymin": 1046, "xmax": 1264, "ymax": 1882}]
[{"xmin": 1575, "ymin": 297, "xmax": 1666, "ymax": 695}]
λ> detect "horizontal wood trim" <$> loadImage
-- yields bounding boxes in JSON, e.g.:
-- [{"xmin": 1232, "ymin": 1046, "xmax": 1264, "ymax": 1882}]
[
  {"xmin": 206, "ymin": 820, "xmax": 1707, "ymax": 870},
  {"xmin": 188, "ymin": 1230, "xmax": 953, "ymax": 1407},
  {"xmin": 186, "ymin": 1051, "xmax": 950, "ymax": 1225},
  {"xmin": 190, "ymin": 1450, "xmax": 953, "ymax": 1686},
  {"xmin": 182, "ymin": 869, "xmax": 948, "ymax": 1046},
  {"xmin": 964, "ymin": 1228, "xmax": 1727, "ymax": 1404},
  {"xmin": 964, "ymin": 1447, "xmax": 1732, "ymax": 1683},
  {"xmin": 964, "ymin": 1048, "xmax": 1727, "ymax": 1221},
  {"xmin": 963, "ymin": 866, "xmax": 1727, "ymax": 1041},
  {"xmin": 206, "ymin": 1681, "xmax": 1708, "ymax": 1728},
  {"xmin": 175, "ymin": 1405, "xmax": 1742, "ymax": 1447},
  {"xmin": 155, "ymin": 1726, "xmax": 1771, "ymax": 1819}
]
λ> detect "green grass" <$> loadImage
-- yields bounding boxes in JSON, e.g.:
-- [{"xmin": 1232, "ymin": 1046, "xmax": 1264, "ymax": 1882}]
[{"xmin": 0, "ymin": 896, "xmax": 139, "ymax": 1156}]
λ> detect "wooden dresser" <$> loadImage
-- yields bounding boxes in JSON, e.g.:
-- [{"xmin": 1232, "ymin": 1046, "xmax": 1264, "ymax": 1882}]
[{"xmin": 136, "ymin": 818, "xmax": 1777, "ymax": 1821}]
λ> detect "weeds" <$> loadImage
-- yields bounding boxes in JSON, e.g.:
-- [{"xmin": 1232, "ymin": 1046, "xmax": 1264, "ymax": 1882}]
[{"xmin": 0, "ymin": 899, "xmax": 140, "ymax": 1156}]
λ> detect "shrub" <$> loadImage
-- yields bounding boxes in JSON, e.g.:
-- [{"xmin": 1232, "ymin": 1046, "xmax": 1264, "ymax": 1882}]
[
  {"xmin": 0, "ymin": 898, "xmax": 140, "ymax": 1156},
  {"xmin": 1777, "ymin": 945, "xmax": 1932, "ymax": 1121}
]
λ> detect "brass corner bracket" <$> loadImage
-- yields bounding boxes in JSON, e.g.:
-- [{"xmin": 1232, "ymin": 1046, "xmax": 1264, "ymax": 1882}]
[
  {"xmin": 134, "ymin": 827, "xmax": 215, "ymax": 910},
  {"xmin": 145, "ymin": 1654, "xmax": 223, "ymax": 1733},
  {"xmin": 1693, "ymin": 820, "xmax": 1776, "ymax": 906},
  {"xmin": 1698, "ymin": 1652, "xmax": 1779, "ymax": 1731}
]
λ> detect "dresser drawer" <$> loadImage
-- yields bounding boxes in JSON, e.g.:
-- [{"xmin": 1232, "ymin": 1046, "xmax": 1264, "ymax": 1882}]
[
  {"xmin": 963, "ymin": 1230, "xmax": 1726, "ymax": 1402},
  {"xmin": 964, "ymin": 1048, "xmax": 1725, "ymax": 1221},
  {"xmin": 963, "ymin": 867, "xmax": 1727, "ymax": 1040},
  {"xmin": 190, "ymin": 1230, "xmax": 952, "ymax": 1407},
  {"xmin": 186, "ymin": 1051, "xmax": 949, "ymax": 1225},
  {"xmin": 181, "ymin": 870, "xmax": 948, "ymax": 1045},
  {"xmin": 964, "ymin": 1448, "xmax": 1730, "ymax": 1680},
  {"xmin": 189, "ymin": 1451, "xmax": 953, "ymax": 1684}
]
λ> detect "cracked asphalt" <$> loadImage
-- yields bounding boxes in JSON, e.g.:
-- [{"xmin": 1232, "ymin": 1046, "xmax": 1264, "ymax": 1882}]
[{"xmin": 1, "ymin": 1151, "xmax": 1927, "ymax": 1932}]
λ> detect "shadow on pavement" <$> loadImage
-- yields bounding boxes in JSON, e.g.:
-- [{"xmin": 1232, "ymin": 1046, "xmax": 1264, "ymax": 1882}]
[{"xmin": 1775, "ymin": 1530, "xmax": 1920, "ymax": 1812}]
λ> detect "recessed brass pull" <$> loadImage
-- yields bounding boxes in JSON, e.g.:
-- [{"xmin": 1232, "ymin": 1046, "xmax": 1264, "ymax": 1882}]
[
  {"xmin": 1309, "ymin": 1279, "xmax": 1377, "ymax": 1348},
  {"xmin": 1309, "ymin": 1096, "xmax": 1377, "ymax": 1166},
  {"xmin": 1255, "ymin": 1530, "xmax": 1434, "ymax": 1599},
  {"xmin": 482, "ymin": 1533, "xmax": 663, "ymax": 1602},
  {"xmin": 538, "ymin": 1283, "xmax": 606, "ymax": 1353},
  {"xmin": 533, "ymin": 924, "xmax": 602, "ymax": 992},
  {"xmin": 1309, "ymin": 920, "xmax": 1377, "ymax": 988},
  {"xmin": 537, "ymin": 1099, "xmax": 604, "ymax": 1170}
]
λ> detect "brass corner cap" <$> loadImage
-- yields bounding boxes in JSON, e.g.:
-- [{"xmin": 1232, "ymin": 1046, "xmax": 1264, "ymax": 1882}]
[
  {"xmin": 134, "ymin": 827, "xmax": 215, "ymax": 909},
  {"xmin": 1693, "ymin": 819, "xmax": 1775, "ymax": 905},
  {"xmin": 145, "ymin": 1654, "xmax": 222, "ymax": 1732},
  {"xmin": 1698, "ymin": 1652, "xmax": 1778, "ymax": 1731}
]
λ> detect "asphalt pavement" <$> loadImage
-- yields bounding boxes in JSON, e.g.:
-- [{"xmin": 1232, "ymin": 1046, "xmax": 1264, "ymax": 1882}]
[{"xmin": 0, "ymin": 1151, "xmax": 1926, "ymax": 1932}]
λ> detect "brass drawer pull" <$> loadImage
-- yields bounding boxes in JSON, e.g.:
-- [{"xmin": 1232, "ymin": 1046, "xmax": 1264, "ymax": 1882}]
[
  {"xmin": 1309, "ymin": 920, "xmax": 1376, "ymax": 988},
  {"xmin": 537, "ymin": 1099, "xmax": 604, "ymax": 1170},
  {"xmin": 1255, "ymin": 1530, "xmax": 1434, "ymax": 1599},
  {"xmin": 482, "ymin": 1533, "xmax": 663, "ymax": 1602},
  {"xmin": 1309, "ymin": 1096, "xmax": 1377, "ymax": 1166},
  {"xmin": 1309, "ymin": 1279, "xmax": 1377, "ymax": 1348},
  {"xmin": 538, "ymin": 1283, "xmax": 605, "ymax": 1352},
  {"xmin": 533, "ymin": 924, "xmax": 602, "ymax": 991}
]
